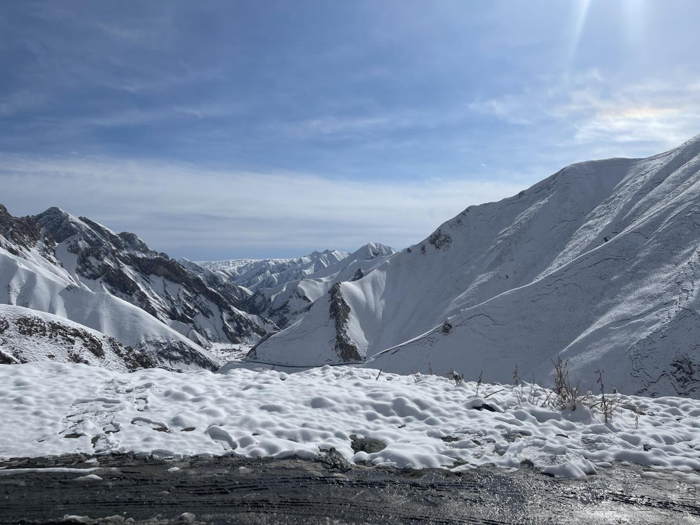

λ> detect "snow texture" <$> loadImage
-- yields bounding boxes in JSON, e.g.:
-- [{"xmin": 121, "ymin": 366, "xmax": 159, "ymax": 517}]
[{"xmin": 1, "ymin": 362, "xmax": 699, "ymax": 482}]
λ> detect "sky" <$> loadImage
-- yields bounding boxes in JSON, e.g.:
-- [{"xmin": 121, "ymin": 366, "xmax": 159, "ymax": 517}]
[{"xmin": 2, "ymin": 0, "xmax": 700, "ymax": 260}]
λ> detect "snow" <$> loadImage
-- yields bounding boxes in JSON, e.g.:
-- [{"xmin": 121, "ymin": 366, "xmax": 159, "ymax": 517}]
[
  {"xmin": 251, "ymin": 135, "xmax": 700, "ymax": 398},
  {"xmin": 197, "ymin": 249, "xmax": 350, "ymax": 291},
  {"xmin": 0, "ymin": 304, "xmax": 153, "ymax": 371},
  {"xmin": 1, "ymin": 362, "xmax": 699, "ymax": 481},
  {"xmin": 0, "ymin": 243, "xmax": 212, "ymax": 364}
]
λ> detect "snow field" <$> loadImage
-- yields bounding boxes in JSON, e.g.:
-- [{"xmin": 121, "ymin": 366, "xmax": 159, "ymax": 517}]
[{"xmin": 1, "ymin": 362, "xmax": 699, "ymax": 481}]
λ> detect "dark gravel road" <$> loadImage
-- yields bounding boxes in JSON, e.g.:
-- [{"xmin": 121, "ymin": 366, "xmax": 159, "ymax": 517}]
[{"xmin": 1, "ymin": 453, "xmax": 698, "ymax": 524}]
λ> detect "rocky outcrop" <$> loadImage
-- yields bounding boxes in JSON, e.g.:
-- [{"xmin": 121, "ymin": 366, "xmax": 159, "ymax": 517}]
[
  {"xmin": 0, "ymin": 205, "xmax": 56, "ymax": 261},
  {"xmin": 328, "ymin": 283, "xmax": 362, "ymax": 362},
  {"xmin": 427, "ymin": 229, "xmax": 452, "ymax": 250},
  {"xmin": 0, "ymin": 305, "xmax": 158, "ymax": 372}
]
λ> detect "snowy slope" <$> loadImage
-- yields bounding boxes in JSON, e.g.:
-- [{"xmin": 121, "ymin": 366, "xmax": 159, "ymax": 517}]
[
  {"xmin": 0, "ymin": 304, "xmax": 156, "ymax": 371},
  {"xmin": 196, "ymin": 249, "xmax": 349, "ymax": 292},
  {"xmin": 246, "ymin": 242, "xmax": 395, "ymax": 328},
  {"xmin": 0, "ymin": 206, "xmax": 220, "ymax": 371},
  {"xmin": 33, "ymin": 207, "xmax": 274, "ymax": 347},
  {"xmin": 3, "ymin": 362, "xmax": 700, "ymax": 481},
  {"xmin": 251, "ymin": 135, "xmax": 700, "ymax": 397}
]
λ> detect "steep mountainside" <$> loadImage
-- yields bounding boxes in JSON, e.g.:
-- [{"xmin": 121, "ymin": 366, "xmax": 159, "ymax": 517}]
[
  {"xmin": 245, "ymin": 243, "xmax": 395, "ymax": 328},
  {"xmin": 196, "ymin": 249, "xmax": 349, "ymax": 291},
  {"xmin": 0, "ymin": 304, "xmax": 156, "ymax": 372},
  {"xmin": 34, "ymin": 208, "xmax": 275, "ymax": 347},
  {"xmin": 1, "ymin": 205, "xmax": 234, "ymax": 370},
  {"xmin": 251, "ymin": 135, "xmax": 700, "ymax": 398}
]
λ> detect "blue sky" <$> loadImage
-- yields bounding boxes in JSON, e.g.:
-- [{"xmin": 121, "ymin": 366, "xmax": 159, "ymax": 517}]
[{"xmin": 2, "ymin": 0, "xmax": 700, "ymax": 259}]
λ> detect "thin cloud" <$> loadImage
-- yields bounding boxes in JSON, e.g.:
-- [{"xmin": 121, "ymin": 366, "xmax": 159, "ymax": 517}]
[
  {"xmin": 0, "ymin": 154, "xmax": 526, "ymax": 259},
  {"xmin": 467, "ymin": 72, "xmax": 700, "ymax": 157}
]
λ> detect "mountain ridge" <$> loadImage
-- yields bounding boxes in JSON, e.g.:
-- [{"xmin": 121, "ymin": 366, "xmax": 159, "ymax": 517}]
[{"xmin": 249, "ymin": 134, "xmax": 700, "ymax": 397}]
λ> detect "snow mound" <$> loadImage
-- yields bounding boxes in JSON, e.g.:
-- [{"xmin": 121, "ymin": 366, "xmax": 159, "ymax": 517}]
[{"xmin": 2, "ymin": 362, "xmax": 699, "ymax": 481}]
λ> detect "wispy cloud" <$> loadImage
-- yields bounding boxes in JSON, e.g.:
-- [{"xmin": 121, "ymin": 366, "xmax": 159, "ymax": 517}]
[
  {"xmin": 467, "ymin": 71, "xmax": 700, "ymax": 158},
  {"xmin": 0, "ymin": 154, "xmax": 526, "ymax": 259}
]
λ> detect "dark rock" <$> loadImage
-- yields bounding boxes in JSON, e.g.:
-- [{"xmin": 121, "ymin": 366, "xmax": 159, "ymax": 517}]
[
  {"xmin": 319, "ymin": 448, "xmax": 352, "ymax": 472},
  {"xmin": 428, "ymin": 229, "xmax": 452, "ymax": 250},
  {"xmin": 328, "ymin": 283, "xmax": 362, "ymax": 362},
  {"xmin": 470, "ymin": 402, "xmax": 497, "ymax": 413},
  {"xmin": 351, "ymin": 268, "xmax": 364, "ymax": 281},
  {"xmin": 350, "ymin": 435, "xmax": 387, "ymax": 454},
  {"xmin": 0, "ymin": 204, "xmax": 57, "ymax": 257},
  {"xmin": 520, "ymin": 459, "xmax": 535, "ymax": 469}
]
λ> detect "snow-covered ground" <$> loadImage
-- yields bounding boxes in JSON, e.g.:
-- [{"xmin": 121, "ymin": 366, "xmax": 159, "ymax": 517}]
[{"xmin": 2, "ymin": 362, "xmax": 699, "ymax": 482}]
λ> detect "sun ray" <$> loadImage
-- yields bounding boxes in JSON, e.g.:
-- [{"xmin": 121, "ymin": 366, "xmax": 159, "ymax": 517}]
[{"xmin": 567, "ymin": 0, "xmax": 593, "ymax": 67}]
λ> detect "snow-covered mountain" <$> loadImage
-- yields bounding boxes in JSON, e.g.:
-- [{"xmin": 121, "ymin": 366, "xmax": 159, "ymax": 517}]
[
  {"xmin": 245, "ymin": 242, "xmax": 395, "ymax": 328},
  {"xmin": 0, "ymin": 205, "xmax": 269, "ymax": 370},
  {"xmin": 34, "ymin": 207, "xmax": 275, "ymax": 347},
  {"xmin": 250, "ymin": 135, "xmax": 700, "ymax": 398},
  {"xmin": 195, "ymin": 249, "xmax": 349, "ymax": 291},
  {"xmin": 0, "ymin": 304, "xmax": 158, "ymax": 372}
]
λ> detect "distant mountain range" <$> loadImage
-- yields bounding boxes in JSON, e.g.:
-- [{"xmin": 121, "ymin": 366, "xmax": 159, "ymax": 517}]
[
  {"xmin": 0, "ymin": 204, "xmax": 391, "ymax": 372},
  {"xmin": 191, "ymin": 249, "xmax": 350, "ymax": 291},
  {"xmin": 3, "ymin": 135, "xmax": 700, "ymax": 397}
]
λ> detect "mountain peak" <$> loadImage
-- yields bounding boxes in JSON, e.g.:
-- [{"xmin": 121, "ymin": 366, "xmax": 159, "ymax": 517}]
[{"xmin": 34, "ymin": 207, "xmax": 84, "ymax": 243}]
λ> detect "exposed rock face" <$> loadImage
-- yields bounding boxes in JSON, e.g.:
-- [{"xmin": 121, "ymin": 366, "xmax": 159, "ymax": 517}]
[
  {"xmin": 0, "ymin": 205, "xmax": 56, "ymax": 260},
  {"xmin": 428, "ymin": 229, "xmax": 452, "ymax": 250},
  {"xmin": 0, "ymin": 305, "xmax": 158, "ymax": 372},
  {"xmin": 0, "ymin": 205, "xmax": 266, "ymax": 371},
  {"xmin": 328, "ymin": 283, "xmax": 362, "ymax": 362},
  {"xmin": 34, "ymin": 207, "xmax": 275, "ymax": 346}
]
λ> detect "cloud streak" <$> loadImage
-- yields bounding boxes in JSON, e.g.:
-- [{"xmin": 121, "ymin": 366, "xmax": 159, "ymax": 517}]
[{"xmin": 0, "ymin": 154, "xmax": 525, "ymax": 260}]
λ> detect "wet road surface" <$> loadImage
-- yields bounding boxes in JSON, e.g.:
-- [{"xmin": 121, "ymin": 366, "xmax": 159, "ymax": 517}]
[{"xmin": 0, "ymin": 453, "xmax": 698, "ymax": 524}]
